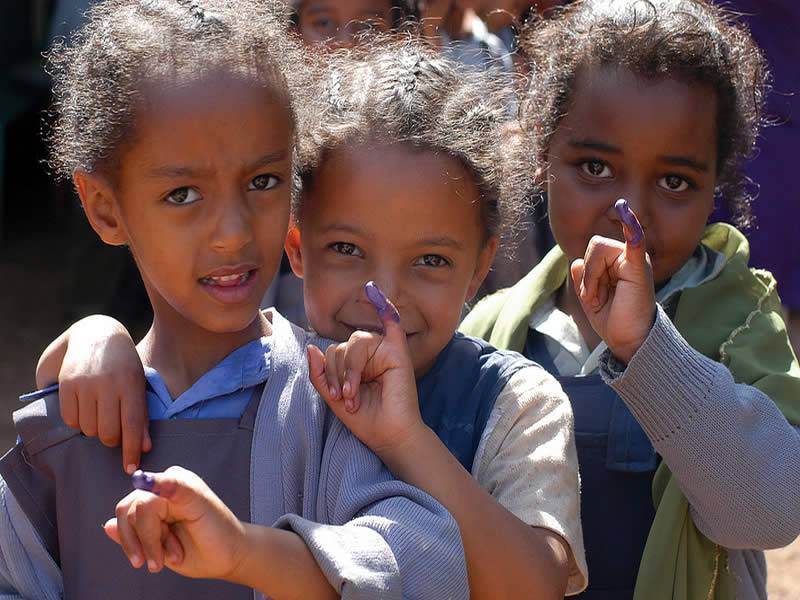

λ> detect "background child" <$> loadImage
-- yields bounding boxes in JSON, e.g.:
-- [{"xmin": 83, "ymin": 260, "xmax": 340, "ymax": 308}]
[
  {"xmin": 461, "ymin": 1, "xmax": 800, "ymax": 599},
  {"xmin": 36, "ymin": 37, "xmax": 588, "ymax": 598},
  {"xmin": 0, "ymin": 2, "xmax": 468, "ymax": 598}
]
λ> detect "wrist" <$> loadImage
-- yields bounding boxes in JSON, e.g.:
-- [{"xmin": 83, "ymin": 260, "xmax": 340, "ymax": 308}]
[
  {"xmin": 609, "ymin": 306, "xmax": 657, "ymax": 364},
  {"xmin": 376, "ymin": 423, "xmax": 438, "ymax": 474},
  {"xmin": 225, "ymin": 521, "xmax": 264, "ymax": 588}
]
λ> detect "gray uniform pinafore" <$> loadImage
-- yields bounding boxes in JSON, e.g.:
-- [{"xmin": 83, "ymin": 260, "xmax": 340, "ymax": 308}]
[{"xmin": 0, "ymin": 385, "xmax": 263, "ymax": 600}]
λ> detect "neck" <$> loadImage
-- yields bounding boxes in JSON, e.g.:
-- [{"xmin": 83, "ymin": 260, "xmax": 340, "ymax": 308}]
[
  {"xmin": 556, "ymin": 276, "xmax": 602, "ymax": 352},
  {"xmin": 137, "ymin": 309, "xmax": 271, "ymax": 400}
]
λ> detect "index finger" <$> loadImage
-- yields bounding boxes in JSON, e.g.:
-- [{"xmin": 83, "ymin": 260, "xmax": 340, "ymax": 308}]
[{"xmin": 120, "ymin": 377, "xmax": 149, "ymax": 475}]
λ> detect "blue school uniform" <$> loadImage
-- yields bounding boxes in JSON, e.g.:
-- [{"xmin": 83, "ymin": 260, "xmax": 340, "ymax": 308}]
[
  {"xmin": 524, "ymin": 331, "xmax": 657, "ymax": 599},
  {"xmin": 415, "ymin": 332, "xmax": 534, "ymax": 471}
]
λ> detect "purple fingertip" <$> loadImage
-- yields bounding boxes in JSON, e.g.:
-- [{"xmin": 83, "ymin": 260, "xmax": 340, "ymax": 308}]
[
  {"xmin": 614, "ymin": 199, "xmax": 644, "ymax": 247},
  {"xmin": 364, "ymin": 281, "xmax": 401, "ymax": 323},
  {"xmin": 131, "ymin": 469, "xmax": 156, "ymax": 493}
]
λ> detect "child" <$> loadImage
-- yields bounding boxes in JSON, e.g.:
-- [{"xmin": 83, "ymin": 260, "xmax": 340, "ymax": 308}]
[
  {"xmin": 460, "ymin": 1, "xmax": 800, "ymax": 598},
  {"xmin": 290, "ymin": 0, "xmax": 417, "ymax": 48},
  {"xmin": 0, "ymin": 2, "xmax": 468, "ymax": 599},
  {"xmin": 36, "ymin": 39, "xmax": 588, "ymax": 598}
]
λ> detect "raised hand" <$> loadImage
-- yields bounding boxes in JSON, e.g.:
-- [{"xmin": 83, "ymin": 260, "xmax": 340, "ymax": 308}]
[
  {"xmin": 104, "ymin": 467, "xmax": 247, "ymax": 580},
  {"xmin": 307, "ymin": 281, "xmax": 424, "ymax": 454},
  {"xmin": 570, "ymin": 199, "xmax": 657, "ymax": 364}
]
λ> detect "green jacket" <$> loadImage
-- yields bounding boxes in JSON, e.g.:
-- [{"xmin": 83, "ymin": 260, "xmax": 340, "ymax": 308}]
[{"xmin": 460, "ymin": 223, "xmax": 800, "ymax": 600}]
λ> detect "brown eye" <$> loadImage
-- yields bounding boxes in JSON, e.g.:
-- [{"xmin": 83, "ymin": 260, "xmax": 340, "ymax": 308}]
[
  {"xmin": 658, "ymin": 175, "xmax": 690, "ymax": 192},
  {"xmin": 330, "ymin": 242, "xmax": 363, "ymax": 257},
  {"xmin": 165, "ymin": 187, "xmax": 201, "ymax": 205},
  {"xmin": 415, "ymin": 254, "xmax": 449, "ymax": 268},
  {"xmin": 248, "ymin": 174, "xmax": 279, "ymax": 191},
  {"xmin": 580, "ymin": 160, "xmax": 612, "ymax": 178}
]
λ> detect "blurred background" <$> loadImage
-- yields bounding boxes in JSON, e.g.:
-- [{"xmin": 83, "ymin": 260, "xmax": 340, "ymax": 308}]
[{"xmin": 0, "ymin": 1, "xmax": 796, "ymax": 595}]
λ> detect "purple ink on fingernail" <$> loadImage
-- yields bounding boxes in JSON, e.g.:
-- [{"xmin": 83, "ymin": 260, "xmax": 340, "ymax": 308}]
[
  {"xmin": 364, "ymin": 281, "xmax": 401, "ymax": 323},
  {"xmin": 614, "ymin": 199, "xmax": 644, "ymax": 247},
  {"xmin": 131, "ymin": 470, "xmax": 156, "ymax": 493}
]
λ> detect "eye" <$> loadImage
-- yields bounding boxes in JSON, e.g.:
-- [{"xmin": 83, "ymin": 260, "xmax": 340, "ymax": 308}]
[
  {"xmin": 415, "ymin": 254, "xmax": 450, "ymax": 268},
  {"xmin": 658, "ymin": 174, "xmax": 691, "ymax": 192},
  {"xmin": 580, "ymin": 160, "xmax": 612, "ymax": 178},
  {"xmin": 165, "ymin": 187, "xmax": 201, "ymax": 205},
  {"xmin": 311, "ymin": 17, "xmax": 337, "ymax": 35},
  {"xmin": 248, "ymin": 174, "xmax": 279, "ymax": 191},
  {"xmin": 329, "ymin": 242, "xmax": 363, "ymax": 257}
]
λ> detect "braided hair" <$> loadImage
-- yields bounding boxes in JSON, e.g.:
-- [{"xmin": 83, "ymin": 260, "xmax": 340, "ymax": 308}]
[
  {"xmin": 47, "ymin": 0, "xmax": 308, "ymax": 180},
  {"xmin": 297, "ymin": 37, "xmax": 532, "ymax": 249},
  {"xmin": 520, "ymin": 0, "xmax": 769, "ymax": 227}
]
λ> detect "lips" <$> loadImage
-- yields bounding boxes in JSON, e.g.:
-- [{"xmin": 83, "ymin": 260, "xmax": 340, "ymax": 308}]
[{"xmin": 198, "ymin": 265, "xmax": 260, "ymax": 305}]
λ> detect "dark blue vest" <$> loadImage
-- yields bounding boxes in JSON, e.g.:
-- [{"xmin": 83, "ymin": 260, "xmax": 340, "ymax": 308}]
[
  {"xmin": 525, "ymin": 330, "xmax": 658, "ymax": 600},
  {"xmin": 416, "ymin": 333, "xmax": 533, "ymax": 471}
]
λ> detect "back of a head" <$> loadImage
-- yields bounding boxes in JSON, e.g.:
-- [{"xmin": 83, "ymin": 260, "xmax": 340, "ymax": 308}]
[
  {"xmin": 298, "ymin": 36, "xmax": 533, "ymax": 247},
  {"xmin": 47, "ymin": 0, "xmax": 307, "ymax": 181},
  {"xmin": 520, "ymin": 0, "xmax": 768, "ymax": 225}
]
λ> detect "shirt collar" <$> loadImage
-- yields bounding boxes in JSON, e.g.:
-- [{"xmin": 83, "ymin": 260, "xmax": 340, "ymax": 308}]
[{"xmin": 144, "ymin": 336, "xmax": 271, "ymax": 415}]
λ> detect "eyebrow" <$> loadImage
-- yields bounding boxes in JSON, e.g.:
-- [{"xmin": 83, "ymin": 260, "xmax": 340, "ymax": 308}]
[
  {"xmin": 658, "ymin": 155, "xmax": 710, "ymax": 173},
  {"xmin": 568, "ymin": 139, "xmax": 709, "ymax": 173},
  {"xmin": 146, "ymin": 149, "xmax": 288, "ymax": 180},
  {"xmin": 567, "ymin": 139, "xmax": 622, "ymax": 154}
]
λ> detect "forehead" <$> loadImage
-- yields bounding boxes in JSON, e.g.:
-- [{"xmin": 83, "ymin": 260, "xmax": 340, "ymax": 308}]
[
  {"xmin": 298, "ymin": 0, "xmax": 393, "ymax": 16},
  {"xmin": 553, "ymin": 65, "xmax": 718, "ymax": 162},
  {"xmin": 120, "ymin": 75, "xmax": 293, "ymax": 176},
  {"xmin": 303, "ymin": 142, "xmax": 484, "ymax": 239}
]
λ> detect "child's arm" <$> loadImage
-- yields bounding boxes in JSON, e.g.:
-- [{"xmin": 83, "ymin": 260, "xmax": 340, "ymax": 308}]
[
  {"xmin": 35, "ymin": 316, "xmax": 151, "ymax": 474},
  {"xmin": 307, "ymin": 285, "xmax": 581, "ymax": 599},
  {"xmin": 0, "ymin": 478, "xmax": 63, "ymax": 599},
  {"xmin": 574, "ymin": 201, "xmax": 800, "ymax": 549},
  {"xmin": 104, "ymin": 467, "xmax": 338, "ymax": 599}
]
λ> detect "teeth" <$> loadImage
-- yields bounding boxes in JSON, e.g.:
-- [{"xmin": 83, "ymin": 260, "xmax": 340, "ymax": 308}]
[{"xmin": 201, "ymin": 271, "xmax": 251, "ymax": 286}]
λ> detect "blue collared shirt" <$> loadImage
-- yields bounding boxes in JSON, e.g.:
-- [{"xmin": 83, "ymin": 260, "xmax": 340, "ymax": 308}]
[
  {"xmin": 144, "ymin": 337, "xmax": 271, "ymax": 420},
  {"xmin": 19, "ymin": 338, "xmax": 270, "ymax": 445}
]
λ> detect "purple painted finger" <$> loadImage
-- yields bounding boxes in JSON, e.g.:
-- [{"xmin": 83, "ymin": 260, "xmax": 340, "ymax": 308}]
[
  {"xmin": 614, "ymin": 199, "xmax": 644, "ymax": 247},
  {"xmin": 364, "ymin": 281, "xmax": 401, "ymax": 323},
  {"xmin": 131, "ymin": 470, "xmax": 156, "ymax": 493}
]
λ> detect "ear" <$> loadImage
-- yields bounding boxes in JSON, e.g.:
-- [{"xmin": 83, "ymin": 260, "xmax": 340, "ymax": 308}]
[
  {"xmin": 284, "ymin": 225, "xmax": 305, "ymax": 279},
  {"xmin": 466, "ymin": 236, "xmax": 499, "ymax": 301},
  {"xmin": 73, "ymin": 171, "xmax": 128, "ymax": 246}
]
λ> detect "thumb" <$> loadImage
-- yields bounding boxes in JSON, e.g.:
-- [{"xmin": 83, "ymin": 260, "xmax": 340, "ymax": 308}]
[
  {"xmin": 614, "ymin": 199, "xmax": 647, "ymax": 265},
  {"xmin": 570, "ymin": 259, "xmax": 585, "ymax": 296}
]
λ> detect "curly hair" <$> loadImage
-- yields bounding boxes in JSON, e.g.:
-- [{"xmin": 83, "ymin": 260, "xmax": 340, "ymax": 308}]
[
  {"xmin": 296, "ymin": 37, "xmax": 533, "ymax": 249},
  {"xmin": 46, "ymin": 0, "xmax": 308, "ymax": 180},
  {"xmin": 520, "ymin": 0, "xmax": 768, "ymax": 227},
  {"xmin": 288, "ymin": 0, "xmax": 419, "ymax": 32}
]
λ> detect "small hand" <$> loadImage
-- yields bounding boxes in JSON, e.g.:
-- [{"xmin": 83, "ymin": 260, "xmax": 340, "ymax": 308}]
[
  {"xmin": 50, "ymin": 316, "xmax": 151, "ymax": 474},
  {"xmin": 570, "ymin": 200, "xmax": 656, "ymax": 363},
  {"xmin": 104, "ymin": 467, "xmax": 248, "ymax": 581},
  {"xmin": 307, "ymin": 281, "xmax": 425, "ymax": 454}
]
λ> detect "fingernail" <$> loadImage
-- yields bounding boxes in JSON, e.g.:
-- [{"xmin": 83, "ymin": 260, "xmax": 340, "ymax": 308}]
[
  {"xmin": 131, "ymin": 469, "xmax": 156, "ymax": 492},
  {"xmin": 166, "ymin": 550, "xmax": 179, "ymax": 563},
  {"xmin": 147, "ymin": 559, "xmax": 158, "ymax": 572},
  {"xmin": 345, "ymin": 399, "xmax": 354, "ymax": 412},
  {"xmin": 329, "ymin": 385, "xmax": 338, "ymax": 399},
  {"xmin": 126, "ymin": 464, "xmax": 137, "ymax": 475},
  {"xmin": 130, "ymin": 553, "xmax": 142, "ymax": 568},
  {"xmin": 614, "ymin": 199, "xmax": 643, "ymax": 247},
  {"xmin": 365, "ymin": 281, "xmax": 401, "ymax": 323},
  {"xmin": 343, "ymin": 380, "xmax": 352, "ymax": 397}
]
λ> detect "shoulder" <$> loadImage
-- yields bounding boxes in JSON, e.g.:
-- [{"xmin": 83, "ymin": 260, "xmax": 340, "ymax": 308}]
[{"xmin": 458, "ymin": 288, "xmax": 512, "ymax": 339}]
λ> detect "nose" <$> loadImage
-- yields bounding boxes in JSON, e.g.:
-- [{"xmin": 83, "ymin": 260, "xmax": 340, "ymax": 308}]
[{"xmin": 209, "ymin": 192, "xmax": 253, "ymax": 254}]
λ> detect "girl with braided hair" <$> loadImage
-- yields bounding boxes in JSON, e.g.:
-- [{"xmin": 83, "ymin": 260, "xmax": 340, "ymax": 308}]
[
  {"xmin": 35, "ymin": 36, "xmax": 588, "ymax": 598},
  {"xmin": 461, "ymin": 1, "xmax": 800, "ymax": 598},
  {"xmin": 0, "ymin": 2, "xmax": 471, "ymax": 599}
]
